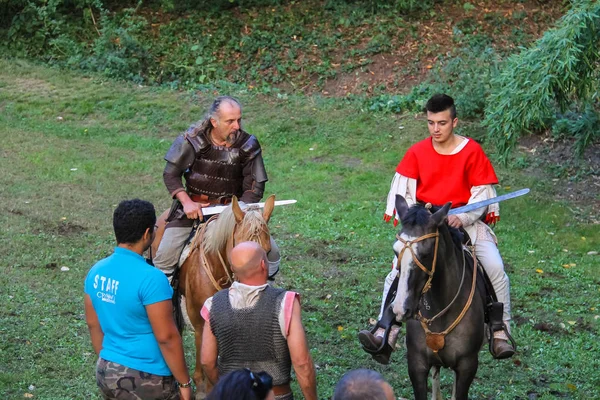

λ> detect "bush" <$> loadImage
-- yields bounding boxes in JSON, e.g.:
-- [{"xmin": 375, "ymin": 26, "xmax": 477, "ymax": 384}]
[
  {"xmin": 85, "ymin": 9, "xmax": 153, "ymax": 83},
  {"xmin": 484, "ymin": 0, "xmax": 600, "ymax": 161},
  {"xmin": 552, "ymin": 102, "xmax": 600, "ymax": 156},
  {"xmin": 368, "ymin": 44, "xmax": 501, "ymax": 119}
]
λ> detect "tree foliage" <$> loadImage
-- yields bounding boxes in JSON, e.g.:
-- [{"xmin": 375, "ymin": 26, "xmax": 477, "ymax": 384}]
[{"xmin": 484, "ymin": 0, "xmax": 600, "ymax": 160}]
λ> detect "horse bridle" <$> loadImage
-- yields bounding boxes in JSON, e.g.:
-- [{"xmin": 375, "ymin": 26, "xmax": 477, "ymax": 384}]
[
  {"xmin": 395, "ymin": 229, "xmax": 478, "ymax": 356},
  {"xmin": 395, "ymin": 231, "xmax": 439, "ymax": 294}
]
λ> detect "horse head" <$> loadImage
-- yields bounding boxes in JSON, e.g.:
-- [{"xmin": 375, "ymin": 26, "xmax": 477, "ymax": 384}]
[
  {"xmin": 391, "ymin": 195, "xmax": 451, "ymax": 321},
  {"xmin": 230, "ymin": 194, "xmax": 275, "ymax": 254}
]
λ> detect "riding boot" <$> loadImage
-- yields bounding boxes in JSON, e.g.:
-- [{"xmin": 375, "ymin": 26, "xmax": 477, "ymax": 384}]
[
  {"xmin": 358, "ymin": 304, "xmax": 402, "ymax": 365},
  {"xmin": 487, "ymin": 301, "xmax": 516, "ymax": 359},
  {"xmin": 267, "ymin": 237, "xmax": 281, "ymax": 281}
]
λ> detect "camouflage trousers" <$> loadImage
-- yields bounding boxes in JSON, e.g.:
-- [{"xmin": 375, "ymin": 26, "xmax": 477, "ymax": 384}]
[{"xmin": 96, "ymin": 358, "xmax": 180, "ymax": 400}]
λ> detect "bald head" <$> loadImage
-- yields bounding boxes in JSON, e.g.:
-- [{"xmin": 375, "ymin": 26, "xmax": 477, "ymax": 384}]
[
  {"xmin": 230, "ymin": 241, "xmax": 268, "ymax": 281},
  {"xmin": 333, "ymin": 369, "xmax": 395, "ymax": 400}
]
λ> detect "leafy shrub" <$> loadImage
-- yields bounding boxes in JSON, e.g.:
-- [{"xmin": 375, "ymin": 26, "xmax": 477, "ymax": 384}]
[
  {"xmin": 552, "ymin": 102, "xmax": 600, "ymax": 156},
  {"xmin": 2, "ymin": 0, "xmax": 104, "ymax": 57},
  {"xmin": 85, "ymin": 9, "xmax": 153, "ymax": 83},
  {"xmin": 368, "ymin": 45, "xmax": 501, "ymax": 119},
  {"xmin": 484, "ymin": 0, "xmax": 600, "ymax": 160}
]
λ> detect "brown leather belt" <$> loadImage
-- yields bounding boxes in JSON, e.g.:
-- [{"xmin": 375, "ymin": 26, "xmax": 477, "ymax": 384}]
[
  {"xmin": 189, "ymin": 193, "xmax": 231, "ymax": 205},
  {"xmin": 273, "ymin": 383, "xmax": 291, "ymax": 396}
]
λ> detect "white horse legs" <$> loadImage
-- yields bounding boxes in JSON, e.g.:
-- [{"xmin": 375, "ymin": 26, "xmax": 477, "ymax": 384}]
[{"xmin": 431, "ymin": 366, "xmax": 442, "ymax": 400}]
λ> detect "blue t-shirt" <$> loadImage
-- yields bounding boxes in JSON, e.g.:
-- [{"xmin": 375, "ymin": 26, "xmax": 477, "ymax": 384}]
[{"xmin": 84, "ymin": 247, "xmax": 173, "ymax": 376}]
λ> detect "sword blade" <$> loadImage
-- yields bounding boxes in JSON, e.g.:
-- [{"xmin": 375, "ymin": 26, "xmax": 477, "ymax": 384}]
[
  {"xmin": 448, "ymin": 188, "xmax": 530, "ymax": 215},
  {"xmin": 202, "ymin": 199, "xmax": 297, "ymax": 216}
]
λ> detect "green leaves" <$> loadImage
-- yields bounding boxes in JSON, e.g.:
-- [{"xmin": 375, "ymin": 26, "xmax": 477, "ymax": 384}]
[{"xmin": 484, "ymin": 0, "xmax": 600, "ymax": 162}]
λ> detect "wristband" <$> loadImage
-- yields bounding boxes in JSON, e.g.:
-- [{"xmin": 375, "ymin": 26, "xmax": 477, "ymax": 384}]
[{"xmin": 178, "ymin": 378, "xmax": 193, "ymax": 388}]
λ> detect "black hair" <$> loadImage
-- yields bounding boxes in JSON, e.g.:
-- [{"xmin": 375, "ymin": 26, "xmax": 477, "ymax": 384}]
[
  {"xmin": 112, "ymin": 199, "xmax": 156, "ymax": 245},
  {"xmin": 425, "ymin": 93, "xmax": 457, "ymax": 119},
  {"xmin": 333, "ymin": 369, "xmax": 390, "ymax": 400},
  {"xmin": 207, "ymin": 369, "xmax": 273, "ymax": 400}
]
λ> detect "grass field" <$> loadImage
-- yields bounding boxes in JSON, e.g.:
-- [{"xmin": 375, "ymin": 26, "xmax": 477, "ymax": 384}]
[{"xmin": 0, "ymin": 59, "xmax": 598, "ymax": 399}]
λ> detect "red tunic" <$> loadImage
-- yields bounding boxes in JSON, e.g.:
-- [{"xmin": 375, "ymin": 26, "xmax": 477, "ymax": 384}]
[{"xmin": 396, "ymin": 138, "xmax": 498, "ymax": 208}]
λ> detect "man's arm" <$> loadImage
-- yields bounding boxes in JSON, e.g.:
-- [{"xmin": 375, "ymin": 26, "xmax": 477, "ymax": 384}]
[
  {"xmin": 84, "ymin": 294, "xmax": 103, "ymax": 355},
  {"xmin": 163, "ymin": 136, "xmax": 195, "ymax": 198},
  {"xmin": 240, "ymin": 138, "xmax": 267, "ymax": 203},
  {"xmin": 200, "ymin": 319, "xmax": 219, "ymax": 385},
  {"xmin": 287, "ymin": 298, "xmax": 317, "ymax": 400},
  {"xmin": 146, "ymin": 300, "xmax": 192, "ymax": 400},
  {"xmin": 447, "ymin": 184, "xmax": 494, "ymax": 228},
  {"xmin": 384, "ymin": 173, "xmax": 417, "ymax": 225}
]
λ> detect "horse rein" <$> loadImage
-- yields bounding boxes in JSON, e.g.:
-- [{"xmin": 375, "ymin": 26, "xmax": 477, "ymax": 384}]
[{"xmin": 396, "ymin": 229, "xmax": 479, "ymax": 355}]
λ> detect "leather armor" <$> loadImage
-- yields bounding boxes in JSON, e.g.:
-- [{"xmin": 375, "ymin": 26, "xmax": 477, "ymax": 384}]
[{"xmin": 163, "ymin": 128, "xmax": 267, "ymax": 203}]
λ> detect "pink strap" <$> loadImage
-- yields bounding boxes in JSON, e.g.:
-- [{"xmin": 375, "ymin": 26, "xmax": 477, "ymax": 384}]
[
  {"xmin": 201, "ymin": 305, "xmax": 210, "ymax": 321},
  {"xmin": 283, "ymin": 291, "xmax": 299, "ymax": 336}
]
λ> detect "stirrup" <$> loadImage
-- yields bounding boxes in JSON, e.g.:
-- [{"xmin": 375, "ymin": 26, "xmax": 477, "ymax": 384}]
[
  {"xmin": 488, "ymin": 322, "xmax": 517, "ymax": 358},
  {"xmin": 361, "ymin": 305, "xmax": 401, "ymax": 355}
]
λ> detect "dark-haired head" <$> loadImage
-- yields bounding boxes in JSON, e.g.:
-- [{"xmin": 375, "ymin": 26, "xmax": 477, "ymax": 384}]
[
  {"xmin": 207, "ymin": 369, "xmax": 273, "ymax": 400},
  {"xmin": 425, "ymin": 94, "xmax": 456, "ymax": 119},
  {"xmin": 333, "ymin": 369, "xmax": 394, "ymax": 400},
  {"xmin": 113, "ymin": 199, "xmax": 156, "ymax": 245}
]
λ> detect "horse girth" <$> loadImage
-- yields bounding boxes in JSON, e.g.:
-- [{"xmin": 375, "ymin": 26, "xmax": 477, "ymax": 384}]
[{"xmin": 395, "ymin": 231, "xmax": 439, "ymax": 294}]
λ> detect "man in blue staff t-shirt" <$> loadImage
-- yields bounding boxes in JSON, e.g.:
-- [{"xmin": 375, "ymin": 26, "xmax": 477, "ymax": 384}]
[{"xmin": 84, "ymin": 199, "xmax": 192, "ymax": 400}]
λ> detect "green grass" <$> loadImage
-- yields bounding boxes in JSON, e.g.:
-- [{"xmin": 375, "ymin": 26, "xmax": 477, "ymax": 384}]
[{"xmin": 0, "ymin": 59, "xmax": 598, "ymax": 399}]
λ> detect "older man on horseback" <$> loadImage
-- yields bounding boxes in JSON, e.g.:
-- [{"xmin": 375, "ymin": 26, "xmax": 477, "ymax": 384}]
[
  {"xmin": 359, "ymin": 94, "xmax": 515, "ymax": 363},
  {"xmin": 153, "ymin": 96, "xmax": 280, "ymax": 279}
]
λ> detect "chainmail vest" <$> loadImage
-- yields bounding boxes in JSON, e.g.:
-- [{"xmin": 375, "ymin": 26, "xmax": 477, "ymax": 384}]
[{"xmin": 210, "ymin": 286, "xmax": 292, "ymax": 386}]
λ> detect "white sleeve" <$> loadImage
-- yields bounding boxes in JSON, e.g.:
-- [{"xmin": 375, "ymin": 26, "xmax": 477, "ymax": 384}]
[
  {"xmin": 385, "ymin": 173, "xmax": 417, "ymax": 219},
  {"xmin": 455, "ymin": 184, "xmax": 498, "ymax": 227}
]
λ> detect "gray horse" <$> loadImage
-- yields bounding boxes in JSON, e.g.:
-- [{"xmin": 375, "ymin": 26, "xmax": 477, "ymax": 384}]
[{"xmin": 392, "ymin": 195, "xmax": 485, "ymax": 400}]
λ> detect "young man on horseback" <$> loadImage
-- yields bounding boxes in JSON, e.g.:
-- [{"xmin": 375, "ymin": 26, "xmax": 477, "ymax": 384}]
[
  {"xmin": 359, "ymin": 93, "xmax": 515, "ymax": 363},
  {"xmin": 200, "ymin": 241, "xmax": 318, "ymax": 400},
  {"xmin": 154, "ymin": 96, "xmax": 280, "ymax": 279}
]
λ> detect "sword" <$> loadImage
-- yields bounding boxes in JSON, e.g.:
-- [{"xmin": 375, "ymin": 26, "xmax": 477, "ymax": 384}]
[
  {"xmin": 448, "ymin": 188, "xmax": 530, "ymax": 215},
  {"xmin": 202, "ymin": 199, "xmax": 297, "ymax": 216}
]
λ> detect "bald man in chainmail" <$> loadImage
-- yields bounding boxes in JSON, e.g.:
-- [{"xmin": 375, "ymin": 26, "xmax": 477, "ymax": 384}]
[{"xmin": 200, "ymin": 242, "xmax": 317, "ymax": 400}]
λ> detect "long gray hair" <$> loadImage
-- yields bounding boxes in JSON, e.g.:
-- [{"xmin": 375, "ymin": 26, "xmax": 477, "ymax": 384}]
[{"xmin": 187, "ymin": 96, "xmax": 242, "ymax": 138}]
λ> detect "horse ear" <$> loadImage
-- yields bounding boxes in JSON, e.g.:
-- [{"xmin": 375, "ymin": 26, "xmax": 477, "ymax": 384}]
[
  {"xmin": 231, "ymin": 195, "xmax": 245, "ymax": 223},
  {"xmin": 431, "ymin": 202, "xmax": 452, "ymax": 226},
  {"xmin": 395, "ymin": 195, "xmax": 409, "ymax": 221},
  {"xmin": 262, "ymin": 195, "xmax": 275, "ymax": 223}
]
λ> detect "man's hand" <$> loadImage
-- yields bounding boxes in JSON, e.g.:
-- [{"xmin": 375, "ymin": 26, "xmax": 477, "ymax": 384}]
[
  {"xmin": 176, "ymin": 192, "xmax": 209, "ymax": 220},
  {"xmin": 179, "ymin": 386, "xmax": 192, "ymax": 400},
  {"xmin": 182, "ymin": 201, "xmax": 203, "ymax": 220},
  {"xmin": 447, "ymin": 215, "xmax": 463, "ymax": 229}
]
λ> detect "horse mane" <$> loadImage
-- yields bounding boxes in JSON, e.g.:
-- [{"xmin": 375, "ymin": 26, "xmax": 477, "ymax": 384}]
[
  {"xmin": 195, "ymin": 203, "xmax": 267, "ymax": 254},
  {"xmin": 403, "ymin": 204, "xmax": 465, "ymax": 249},
  {"xmin": 236, "ymin": 206, "xmax": 269, "ymax": 241},
  {"xmin": 402, "ymin": 205, "xmax": 433, "ymax": 228}
]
